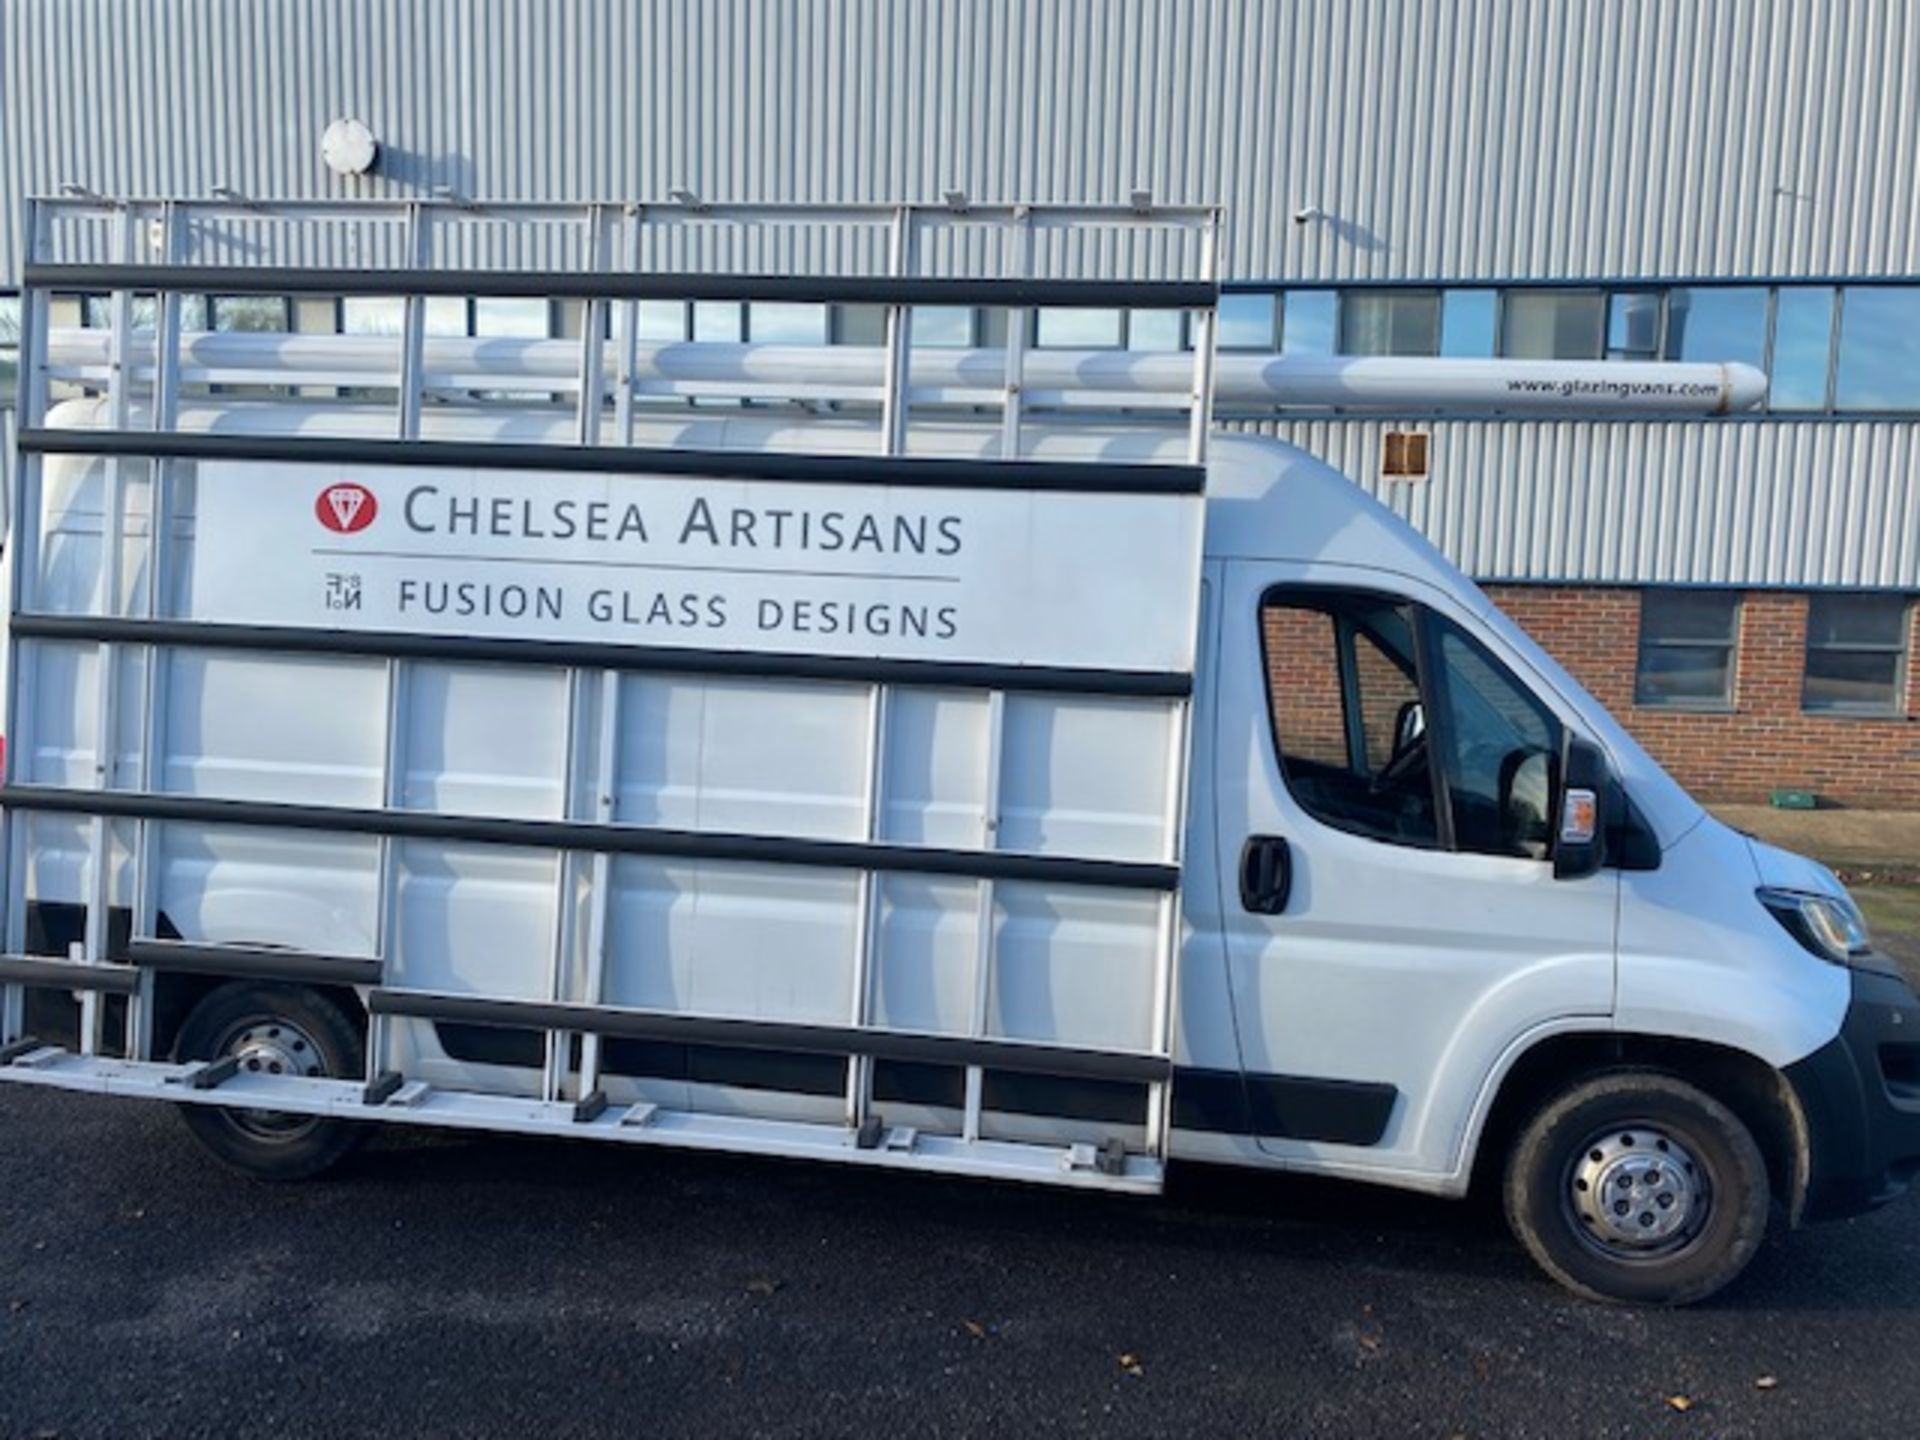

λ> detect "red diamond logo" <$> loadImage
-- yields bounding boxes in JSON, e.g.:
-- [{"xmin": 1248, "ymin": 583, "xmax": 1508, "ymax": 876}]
[{"xmin": 316, "ymin": 483, "xmax": 377, "ymax": 534}]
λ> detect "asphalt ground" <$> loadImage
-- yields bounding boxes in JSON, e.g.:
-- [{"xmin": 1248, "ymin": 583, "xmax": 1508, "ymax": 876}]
[{"xmin": 1, "ymin": 1088, "xmax": 1917, "ymax": 1440}]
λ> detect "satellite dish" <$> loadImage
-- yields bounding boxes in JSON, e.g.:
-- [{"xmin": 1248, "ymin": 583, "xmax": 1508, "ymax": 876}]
[{"xmin": 320, "ymin": 118, "xmax": 379, "ymax": 177}]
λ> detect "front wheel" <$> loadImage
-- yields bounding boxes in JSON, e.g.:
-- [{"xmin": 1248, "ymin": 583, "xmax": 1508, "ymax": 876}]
[
  {"xmin": 1504, "ymin": 1071, "xmax": 1770, "ymax": 1305},
  {"xmin": 172, "ymin": 981, "xmax": 366, "ymax": 1181}
]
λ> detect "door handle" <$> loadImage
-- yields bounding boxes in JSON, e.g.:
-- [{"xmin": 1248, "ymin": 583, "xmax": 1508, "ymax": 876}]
[{"xmin": 1238, "ymin": 834, "xmax": 1293, "ymax": 915}]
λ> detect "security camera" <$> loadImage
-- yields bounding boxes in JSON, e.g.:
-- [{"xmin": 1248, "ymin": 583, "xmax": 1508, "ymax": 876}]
[{"xmin": 1293, "ymin": 204, "xmax": 1324, "ymax": 225}]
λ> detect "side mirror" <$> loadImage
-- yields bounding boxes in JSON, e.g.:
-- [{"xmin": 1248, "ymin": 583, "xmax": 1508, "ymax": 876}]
[
  {"xmin": 1393, "ymin": 699, "xmax": 1425, "ymax": 755},
  {"xmin": 1500, "ymin": 749, "xmax": 1554, "ymax": 858},
  {"xmin": 1553, "ymin": 736, "xmax": 1609, "ymax": 881}
]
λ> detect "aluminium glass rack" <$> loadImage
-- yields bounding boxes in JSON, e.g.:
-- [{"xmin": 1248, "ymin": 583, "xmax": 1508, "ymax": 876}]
[{"xmin": 0, "ymin": 197, "xmax": 1220, "ymax": 1192}]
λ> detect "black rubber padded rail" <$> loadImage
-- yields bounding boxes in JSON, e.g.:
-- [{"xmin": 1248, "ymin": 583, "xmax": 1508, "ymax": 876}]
[
  {"xmin": 9, "ymin": 615, "xmax": 1193, "ymax": 700},
  {"xmin": 15, "ymin": 429, "xmax": 1205, "ymax": 498},
  {"xmin": 181, "ymin": 1055, "xmax": 240, "ymax": 1091},
  {"xmin": 0, "ymin": 1036, "xmax": 48, "ymax": 1064},
  {"xmin": 0, "ymin": 955, "xmax": 142, "ymax": 994},
  {"xmin": 125, "ymin": 939, "xmax": 383, "ymax": 988},
  {"xmin": 572, "ymin": 1090, "xmax": 609, "ymax": 1123},
  {"xmin": 24, "ymin": 263, "xmax": 1219, "ymax": 312},
  {"xmin": 0, "ymin": 787, "xmax": 1181, "ymax": 892},
  {"xmin": 368, "ymin": 989, "xmax": 1172, "ymax": 1085}
]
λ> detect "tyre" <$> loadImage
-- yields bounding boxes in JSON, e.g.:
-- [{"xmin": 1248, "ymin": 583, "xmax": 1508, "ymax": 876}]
[
  {"xmin": 1503, "ymin": 1070, "xmax": 1769, "ymax": 1305},
  {"xmin": 171, "ymin": 981, "xmax": 366, "ymax": 1181}
]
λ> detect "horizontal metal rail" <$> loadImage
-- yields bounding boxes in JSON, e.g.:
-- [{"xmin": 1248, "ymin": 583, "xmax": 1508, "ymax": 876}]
[
  {"xmin": 0, "ymin": 956, "xmax": 142, "ymax": 994},
  {"xmin": 125, "ymin": 939, "xmax": 383, "ymax": 987},
  {"xmin": 23, "ymin": 264, "xmax": 1219, "ymax": 311},
  {"xmin": 9, "ymin": 615, "xmax": 1194, "ymax": 699},
  {"xmin": 369, "ymin": 989, "xmax": 1171, "ymax": 1084},
  {"xmin": 15, "ymin": 430, "xmax": 1206, "ymax": 496},
  {"xmin": 0, "ymin": 786, "xmax": 1181, "ymax": 892}
]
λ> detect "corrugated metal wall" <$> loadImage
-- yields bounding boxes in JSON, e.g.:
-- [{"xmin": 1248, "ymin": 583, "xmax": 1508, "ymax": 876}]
[
  {"xmin": 2, "ymin": 0, "xmax": 1916, "ymax": 587},
  {"xmin": 7, "ymin": 0, "xmax": 1919, "ymax": 282},
  {"xmin": 1246, "ymin": 418, "xmax": 1920, "ymax": 587}
]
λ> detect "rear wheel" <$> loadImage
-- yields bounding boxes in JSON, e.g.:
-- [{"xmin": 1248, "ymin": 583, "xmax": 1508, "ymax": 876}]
[
  {"xmin": 1504, "ymin": 1070, "xmax": 1769, "ymax": 1305},
  {"xmin": 172, "ymin": 981, "xmax": 366, "ymax": 1181}
]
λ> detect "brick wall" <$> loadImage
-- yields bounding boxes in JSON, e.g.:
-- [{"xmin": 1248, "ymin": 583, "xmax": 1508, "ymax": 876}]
[
  {"xmin": 1262, "ymin": 600, "xmax": 1424, "ymax": 771},
  {"xmin": 1262, "ymin": 605, "xmax": 1347, "ymax": 766},
  {"xmin": 1485, "ymin": 585, "xmax": 1920, "ymax": 808}
]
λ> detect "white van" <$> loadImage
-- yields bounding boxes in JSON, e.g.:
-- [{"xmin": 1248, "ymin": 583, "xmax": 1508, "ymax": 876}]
[{"xmin": 2, "ymin": 199, "xmax": 1914, "ymax": 1307}]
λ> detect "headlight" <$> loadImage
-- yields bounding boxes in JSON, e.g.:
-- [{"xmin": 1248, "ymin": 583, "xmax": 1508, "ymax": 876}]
[{"xmin": 1757, "ymin": 886, "xmax": 1873, "ymax": 966}]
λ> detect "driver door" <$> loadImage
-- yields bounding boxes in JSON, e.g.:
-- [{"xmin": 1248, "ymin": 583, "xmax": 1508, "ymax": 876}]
[{"xmin": 1214, "ymin": 567, "xmax": 1618, "ymax": 1177}]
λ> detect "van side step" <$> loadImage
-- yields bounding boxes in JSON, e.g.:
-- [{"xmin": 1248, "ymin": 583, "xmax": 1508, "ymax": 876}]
[{"xmin": 0, "ymin": 1050, "xmax": 1163, "ymax": 1194}]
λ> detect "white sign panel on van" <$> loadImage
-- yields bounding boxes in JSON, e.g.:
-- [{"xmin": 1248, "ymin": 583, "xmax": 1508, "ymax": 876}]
[{"xmin": 189, "ymin": 462, "xmax": 1205, "ymax": 673}]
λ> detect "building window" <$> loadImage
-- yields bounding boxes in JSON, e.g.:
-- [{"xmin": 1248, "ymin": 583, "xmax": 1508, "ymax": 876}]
[
  {"xmin": 1804, "ymin": 594, "xmax": 1912, "ymax": 714},
  {"xmin": 1126, "ymin": 308, "xmax": 1185, "ymax": 351},
  {"xmin": 912, "ymin": 306, "xmax": 975, "ymax": 348},
  {"xmin": 211, "ymin": 296, "xmax": 291, "ymax": 333},
  {"xmin": 629, "ymin": 301, "xmax": 690, "ymax": 342},
  {"xmin": 1217, "ymin": 292, "xmax": 1275, "ymax": 350},
  {"xmin": 341, "ymin": 295, "xmax": 468, "ymax": 336},
  {"xmin": 1664, "ymin": 286, "xmax": 1767, "ymax": 370},
  {"xmin": 1340, "ymin": 290, "xmax": 1439, "ymax": 356},
  {"xmin": 1635, "ymin": 590, "xmax": 1740, "ymax": 708},
  {"xmin": 1606, "ymin": 291, "xmax": 1664, "ymax": 359},
  {"xmin": 474, "ymin": 297, "xmax": 551, "ymax": 338},
  {"xmin": 1439, "ymin": 289, "xmax": 1497, "ymax": 356},
  {"xmin": 1035, "ymin": 307, "xmax": 1123, "ymax": 349},
  {"xmin": 1767, "ymin": 287, "xmax": 1836, "ymax": 411},
  {"xmin": 1833, "ymin": 286, "xmax": 1920, "ymax": 412},
  {"xmin": 829, "ymin": 303, "xmax": 885, "ymax": 346},
  {"xmin": 1280, "ymin": 290, "xmax": 1337, "ymax": 354},
  {"xmin": 81, "ymin": 293, "xmax": 209, "ymax": 331},
  {"xmin": 1500, "ymin": 290, "xmax": 1606, "ymax": 359},
  {"xmin": 749, "ymin": 302, "xmax": 829, "ymax": 345}
]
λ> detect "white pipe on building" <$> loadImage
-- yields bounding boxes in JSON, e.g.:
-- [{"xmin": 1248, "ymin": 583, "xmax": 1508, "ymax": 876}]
[{"xmin": 42, "ymin": 329, "xmax": 1768, "ymax": 416}]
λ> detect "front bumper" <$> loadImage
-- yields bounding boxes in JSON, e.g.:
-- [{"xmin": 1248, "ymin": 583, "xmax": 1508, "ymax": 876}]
[{"xmin": 1785, "ymin": 960, "xmax": 1920, "ymax": 1222}]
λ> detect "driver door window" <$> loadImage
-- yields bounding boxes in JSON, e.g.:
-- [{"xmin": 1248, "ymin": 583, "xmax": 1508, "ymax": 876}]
[
  {"xmin": 1262, "ymin": 595, "xmax": 1440, "ymax": 846},
  {"xmin": 1261, "ymin": 590, "xmax": 1563, "ymax": 860}
]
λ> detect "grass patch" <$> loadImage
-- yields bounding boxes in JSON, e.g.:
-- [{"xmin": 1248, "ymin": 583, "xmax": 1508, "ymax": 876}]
[{"xmin": 1854, "ymin": 882, "xmax": 1920, "ymax": 988}]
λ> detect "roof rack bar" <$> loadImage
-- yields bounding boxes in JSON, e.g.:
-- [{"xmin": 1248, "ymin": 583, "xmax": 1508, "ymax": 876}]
[
  {"xmin": 16, "ymin": 429, "xmax": 1205, "ymax": 495},
  {"xmin": 23, "ymin": 263, "xmax": 1217, "ymax": 310}
]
